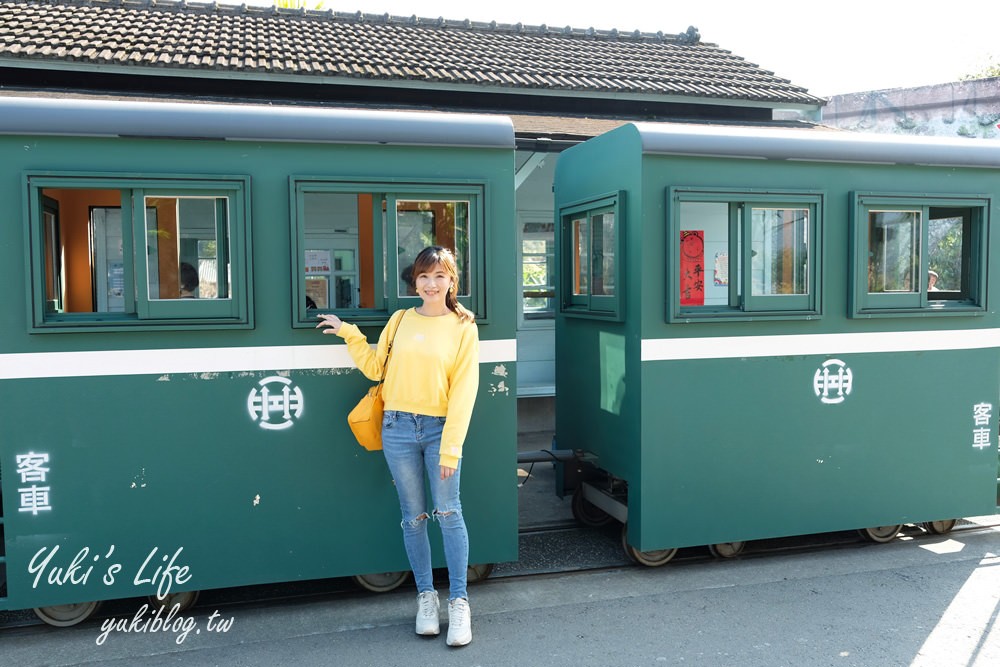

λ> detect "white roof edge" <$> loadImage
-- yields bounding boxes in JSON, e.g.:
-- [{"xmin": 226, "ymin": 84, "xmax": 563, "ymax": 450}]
[
  {"xmin": 0, "ymin": 96, "xmax": 515, "ymax": 149},
  {"xmin": 631, "ymin": 121, "xmax": 1000, "ymax": 168}
]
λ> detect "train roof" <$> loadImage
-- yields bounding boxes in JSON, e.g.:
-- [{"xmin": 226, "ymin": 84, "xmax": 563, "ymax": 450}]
[
  {"xmin": 631, "ymin": 122, "xmax": 1000, "ymax": 169},
  {"xmin": 0, "ymin": 95, "xmax": 515, "ymax": 148}
]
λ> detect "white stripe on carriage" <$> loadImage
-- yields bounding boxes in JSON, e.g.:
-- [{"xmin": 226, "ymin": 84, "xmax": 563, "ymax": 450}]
[
  {"xmin": 0, "ymin": 340, "xmax": 517, "ymax": 380},
  {"xmin": 641, "ymin": 328, "xmax": 1000, "ymax": 361}
]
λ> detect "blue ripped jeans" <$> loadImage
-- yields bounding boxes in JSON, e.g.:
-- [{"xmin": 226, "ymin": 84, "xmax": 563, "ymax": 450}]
[{"xmin": 381, "ymin": 410, "xmax": 469, "ymax": 601}]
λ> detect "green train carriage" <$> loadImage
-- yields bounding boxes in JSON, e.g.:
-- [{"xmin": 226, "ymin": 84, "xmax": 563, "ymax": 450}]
[
  {"xmin": 4, "ymin": 95, "xmax": 1000, "ymax": 626},
  {"xmin": 554, "ymin": 122, "xmax": 1000, "ymax": 564},
  {"xmin": 0, "ymin": 96, "xmax": 518, "ymax": 624}
]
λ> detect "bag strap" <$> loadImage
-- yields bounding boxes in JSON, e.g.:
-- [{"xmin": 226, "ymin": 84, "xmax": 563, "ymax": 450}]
[{"xmin": 378, "ymin": 309, "xmax": 406, "ymax": 385}]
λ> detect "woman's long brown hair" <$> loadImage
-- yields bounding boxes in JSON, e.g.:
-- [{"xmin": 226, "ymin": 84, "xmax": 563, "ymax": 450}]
[{"xmin": 411, "ymin": 246, "xmax": 475, "ymax": 322}]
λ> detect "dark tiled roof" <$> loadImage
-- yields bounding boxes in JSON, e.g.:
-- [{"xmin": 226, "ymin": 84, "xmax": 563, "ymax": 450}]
[{"xmin": 0, "ymin": 0, "xmax": 825, "ymax": 108}]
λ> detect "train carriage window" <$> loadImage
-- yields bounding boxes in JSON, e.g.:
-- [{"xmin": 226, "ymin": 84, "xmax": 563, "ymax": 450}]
[
  {"xmin": 521, "ymin": 221, "xmax": 556, "ymax": 321},
  {"xmin": 668, "ymin": 188, "xmax": 822, "ymax": 321},
  {"xmin": 42, "ymin": 196, "xmax": 64, "ymax": 313},
  {"xmin": 394, "ymin": 198, "xmax": 471, "ymax": 299},
  {"xmin": 571, "ymin": 215, "xmax": 589, "ymax": 297},
  {"xmin": 291, "ymin": 180, "xmax": 485, "ymax": 325},
  {"xmin": 558, "ymin": 192, "xmax": 623, "ymax": 320},
  {"xmin": 851, "ymin": 193, "xmax": 988, "ymax": 316},
  {"xmin": 136, "ymin": 193, "xmax": 235, "ymax": 319},
  {"xmin": 751, "ymin": 206, "xmax": 810, "ymax": 300},
  {"xmin": 25, "ymin": 174, "xmax": 252, "ymax": 331},
  {"xmin": 868, "ymin": 210, "xmax": 919, "ymax": 295}
]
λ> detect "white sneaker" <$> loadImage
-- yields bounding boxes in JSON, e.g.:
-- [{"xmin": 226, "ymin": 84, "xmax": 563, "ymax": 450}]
[
  {"xmin": 415, "ymin": 591, "xmax": 440, "ymax": 636},
  {"xmin": 446, "ymin": 598, "xmax": 472, "ymax": 646}
]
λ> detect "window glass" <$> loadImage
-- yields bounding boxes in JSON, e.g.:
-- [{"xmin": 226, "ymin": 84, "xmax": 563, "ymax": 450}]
[
  {"xmin": 572, "ymin": 216, "xmax": 589, "ymax": 296},
  {"xmin": 521, "ymin": 222, "xmax": 555, "ymax": 320},
  {"xmin": 144, "ymin": 196, "xmax": 230, "ymax": 301},
  {"xmin": 927, "ymin": 212, "xmax": 966, "ymax": 295},
  {"xmin": 868, "ymin": 210, "xmax": 919, "ymax": 293},
  {"xmin": 592, "ymin": 212, "xmax": 616, "ymax": 296},
  {"xmin": 680, "ymin": 202, "xmax": 727, "ymax": 306},
  {"xmin": 396, "ymin": 200, "xmax": 470, "ymax": 298},
  {"xmin": 302, "ymin": 192, "xmax": 376, "ymax": 309},
  {"xmin": 197, "ymin": 239, "xmax": 220, "ymax": 298},
  {"xmin": 751, "ymin": 208, "xmax": 809, "ymax": 296}
]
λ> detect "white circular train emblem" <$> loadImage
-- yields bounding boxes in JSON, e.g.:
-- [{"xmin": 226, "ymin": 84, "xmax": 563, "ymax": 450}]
[
  {"xmin": 247, "ymin": 376, "xmax": 304, "ymax": 430},
  {"xmin": 813, "ymin": 359, "xmax": 853, "ymax": 405}
]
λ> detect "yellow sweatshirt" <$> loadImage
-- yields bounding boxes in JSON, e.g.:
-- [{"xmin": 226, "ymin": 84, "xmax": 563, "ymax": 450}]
[{"xmin": 336, "ymin": 308, "xmax": 479, "ymax": 468}]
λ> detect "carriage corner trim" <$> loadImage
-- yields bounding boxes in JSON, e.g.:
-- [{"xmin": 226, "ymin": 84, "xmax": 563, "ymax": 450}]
[{"xmin": 28, "ymin": 544, "xmax": 192, "ymax": 600}]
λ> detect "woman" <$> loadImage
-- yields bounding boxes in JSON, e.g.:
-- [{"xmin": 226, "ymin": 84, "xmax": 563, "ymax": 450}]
[{"xmin": 317, "ymin": 246, "xmax": 479, "ymax": 647}]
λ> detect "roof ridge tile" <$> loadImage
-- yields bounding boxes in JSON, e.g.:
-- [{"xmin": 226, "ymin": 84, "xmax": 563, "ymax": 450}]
[{"xmin": 14, "ymin": 0, "xmax": 698, "ymax": 43}]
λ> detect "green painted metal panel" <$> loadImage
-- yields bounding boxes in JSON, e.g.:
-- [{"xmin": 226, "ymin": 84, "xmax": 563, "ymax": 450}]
[
  {"xmin": 635, "ymin": 349, "xmax": 999, "ymax": 551},
  {"xmin": 553, "ymin": 321, "xmax": 639, "ymax": 482}
]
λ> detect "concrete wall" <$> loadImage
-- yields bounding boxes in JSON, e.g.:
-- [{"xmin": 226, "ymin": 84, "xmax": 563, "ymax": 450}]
[{"xmin": 809, "ymin": 77, "xmax": 1000, "ymax": 138}]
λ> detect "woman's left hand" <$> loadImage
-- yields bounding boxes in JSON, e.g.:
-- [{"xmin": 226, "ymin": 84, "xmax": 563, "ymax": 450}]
[{"xmin": 440, "ymin": 465, "xmax": 457, "ymax": 480}]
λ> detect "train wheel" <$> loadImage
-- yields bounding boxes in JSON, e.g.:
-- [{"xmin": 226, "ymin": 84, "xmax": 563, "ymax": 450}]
[
  {"xmin": 467, "ymin": 563, "xmax": 495, "ymax": 583},
  {"xmin": 571, "ymin": 486, "xmax": 613, "ymax": 527},
  {"xmin": 148, "ymin": 590, "xmax": 200, "ymax": 613},
  {"xmin": 33, "ymin": 601, "xmax": 102, "ymax": 627},
  {"xmin": 353, "ymin": 571, "xmax": 410, "ymax": 593},
  {"xmin": 621, "ymin": 523, "xmax": 677, "ymax": 567},
  {"xmin": 708, "ymin": 541, "xmax": 746, "ymax": 558},
  {"xmin": 858, "ymin": 525, "xmax": 903, "ymax": 543},
  {"xmin": 922, "ymin": 519, "xmax": 958, "ymax": 534}
]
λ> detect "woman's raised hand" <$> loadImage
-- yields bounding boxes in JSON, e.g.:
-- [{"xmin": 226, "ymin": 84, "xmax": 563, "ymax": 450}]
[{"xmin": 316, "ymin": 313, "xmax": 344, "ymax": 334}]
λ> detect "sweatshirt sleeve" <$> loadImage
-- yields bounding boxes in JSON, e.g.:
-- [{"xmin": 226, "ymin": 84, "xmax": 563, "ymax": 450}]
[
  {"xmin": 439, "ymin": 321, "xmax": 480, "ymax": 469},
  {"xmin": 336, "ymin": 310, "xmax": 403, "ymax": 382}
]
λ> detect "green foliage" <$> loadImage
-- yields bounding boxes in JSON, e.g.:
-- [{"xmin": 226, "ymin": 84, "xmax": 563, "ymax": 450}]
[
  {"xmin": 927, "ymin": 216, "xmax": 963, "ymax": 290},
  {"xmin": 273, "ymin": 0, "xmax": 326, "ymax": 9},
  {"xmin": 960, "ymin": 57, "xmax": 1000, "ymax": 81},
  {"xmin": 522, "ymin": 241, "xmax": 549, "ymax": 286}
]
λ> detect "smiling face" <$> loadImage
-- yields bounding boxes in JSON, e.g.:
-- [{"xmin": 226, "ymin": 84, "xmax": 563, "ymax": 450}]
[{"xmin": 414, "ymin": 261, "xmax": 454, "ymax": 310}]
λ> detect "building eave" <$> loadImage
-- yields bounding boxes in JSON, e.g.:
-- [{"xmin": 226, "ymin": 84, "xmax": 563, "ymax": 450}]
[{"xmin": 0, "ymin": 57, "xmax": 825, "ymax": 114}]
